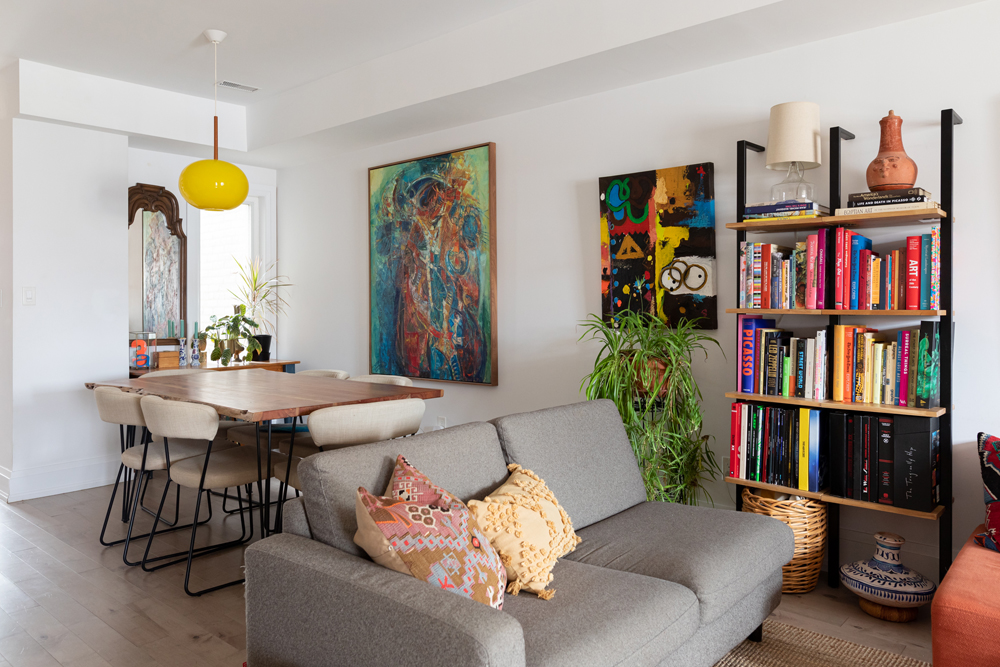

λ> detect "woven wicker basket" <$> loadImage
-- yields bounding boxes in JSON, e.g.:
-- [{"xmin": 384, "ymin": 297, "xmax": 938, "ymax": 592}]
[{"xmin": 741, "ymin": 488, "xmax": 827, "ymax": 594}]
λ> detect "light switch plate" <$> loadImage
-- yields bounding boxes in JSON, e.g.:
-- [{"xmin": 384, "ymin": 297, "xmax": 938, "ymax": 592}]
[{"xmin": 22, "ymin": 287, "xmax": 35, "ymax": 306}]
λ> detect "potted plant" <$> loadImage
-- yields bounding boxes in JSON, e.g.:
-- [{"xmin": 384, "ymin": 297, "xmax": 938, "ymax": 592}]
[
  {"xmin": 579, "ymin": 310, "xmax": 722, "ymax": 505},
  {"xmin": 203, "ymin": 306, "xmax": 262, "ymax": 366},
  {"xmin": 230, "ymin": 257, "xmax": 292, "ymax": 361}
]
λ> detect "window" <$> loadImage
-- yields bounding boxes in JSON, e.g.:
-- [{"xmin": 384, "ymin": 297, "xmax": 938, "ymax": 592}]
[{"xmin": 200, "ymin": 201, "xmax": 254, "ymax": 327}]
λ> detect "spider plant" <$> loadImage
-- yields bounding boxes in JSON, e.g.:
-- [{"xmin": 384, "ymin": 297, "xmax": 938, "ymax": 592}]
[
  {"xmin": 229, "ymin": 257, "xmax": 292, "ymax": 336},
  {"xmin": 579, "ymin": 310, "xmax": 722, "ymax": 505}
]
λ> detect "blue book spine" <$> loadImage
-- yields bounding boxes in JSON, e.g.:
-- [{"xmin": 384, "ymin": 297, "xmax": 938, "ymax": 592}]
[
  {"xmin": 771, "ymin": 260, "xmax": 782, "ymax": 309},
  {"xmin": 920, "ymin": 234, "xmax": 932, "ymax": 310},
  {"xmin": 740, "ymin": 319, "xmax": 776, "ymax": 393},
  {"xmin": 808, "ymin": 410, "xmax": 821, "ymax": 492}
]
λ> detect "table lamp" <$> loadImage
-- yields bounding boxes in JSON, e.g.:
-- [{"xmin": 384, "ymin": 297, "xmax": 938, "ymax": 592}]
[{"xmin": 766, "ymin": 101, "xmax": 821, "ymax": 202}]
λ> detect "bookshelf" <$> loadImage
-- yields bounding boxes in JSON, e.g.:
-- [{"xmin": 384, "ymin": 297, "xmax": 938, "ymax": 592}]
[{"xmin": 729, "ymin": 111, "xmax": 961, "ymax": 585}]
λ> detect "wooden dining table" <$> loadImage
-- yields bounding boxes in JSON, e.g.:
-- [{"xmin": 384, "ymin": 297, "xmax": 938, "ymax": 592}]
[{"xmin": 87, "ymin": 369, "xmax": 444, "ymax": 537}]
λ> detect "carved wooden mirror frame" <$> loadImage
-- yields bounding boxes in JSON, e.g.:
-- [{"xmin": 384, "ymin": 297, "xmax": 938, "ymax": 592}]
[{"xmin": 128, "ymin": 183, "xmax": 187, "ymax": 331}]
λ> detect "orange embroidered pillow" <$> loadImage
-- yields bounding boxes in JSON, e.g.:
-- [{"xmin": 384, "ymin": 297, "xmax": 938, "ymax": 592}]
[
  {"xmin": 354, "ymin": 455, "xmax": 506, "ymax": 609},
  {"xmin": 467, "ymin": 463, "xmax": 582, "ymax": 599}
]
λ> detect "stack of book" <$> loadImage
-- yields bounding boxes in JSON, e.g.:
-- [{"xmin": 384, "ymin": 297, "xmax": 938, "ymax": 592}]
[
  {"xmin": 834, "ymin": 188, "xmax": 940, "ymax": 217},
  {"xmin": 743, "ymin": 199, "xmax": 829, "ymax": 221},
  {"xmin": 827, "ymin": 412, "xmax": 940, "ymax": 511},
  {"xmin": 728, "ymin": 403, "xmax": 825, "ymax": 492},
  {"xmin": 832, "ymin": 227, "xmax": 941, "ymax": 310},
  {"xmin": 739, "ymin": 229, "xmax": 831, "ymax": 309},
  {"xmin": 831, "ymin": 322, "xmax": 941, "ymax": 409},
  {"xmin": 738, "ymin": 316, "xmax": 828, "ymax": 400}
]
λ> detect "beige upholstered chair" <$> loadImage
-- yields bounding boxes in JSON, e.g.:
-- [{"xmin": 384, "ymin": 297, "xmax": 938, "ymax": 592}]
[
  {"xmin": 95, "ymin": 387, "xmax": 147, "ymax": 546},
  {"xmin": 297, "ymin": 369, "xmax": 350, "ymax": 379},
  {"xmin": 139, "ymin": 395, "xmax": 284, "ymax": 596},
  {"xmin": 274, "ymin": 398, "xmax": 426, "ymax": 498},
  {"xmin": 348, "ymin": 374, "xmax": 413, "ymax": 386}
]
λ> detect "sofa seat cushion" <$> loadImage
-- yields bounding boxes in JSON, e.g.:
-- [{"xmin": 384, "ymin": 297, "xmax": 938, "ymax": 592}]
[
  {"xmin": 492, "ymin": 400, "xmax": 647, "ymax": 530},
  {"xmin": 502, "ymin": 559, "xmax": 699, "ymax": 667},
  {"xmin": 565, "ymin": 501, "xmax": 794, "ymax": 624}
]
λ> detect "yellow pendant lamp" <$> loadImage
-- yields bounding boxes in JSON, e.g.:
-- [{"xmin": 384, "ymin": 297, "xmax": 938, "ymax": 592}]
[{"xmin": 178, "ymin": 30, "xmax": 249, "ymax": 211}]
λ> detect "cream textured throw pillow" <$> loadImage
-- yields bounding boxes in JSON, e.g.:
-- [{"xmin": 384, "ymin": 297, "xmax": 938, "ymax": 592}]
[{"xmin": 467, "ymin": 463, "xmax": 581, "ymax": 600}]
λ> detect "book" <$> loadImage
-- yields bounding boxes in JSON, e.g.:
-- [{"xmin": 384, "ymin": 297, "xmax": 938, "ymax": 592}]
[
  {"xmin": 835, "ymin": 201, "xmax": 939, "ymax": 215},
  {"xmin": 745, "ymin": 199, "xmax": 830, "ymax": 213},
  {"xmin": 832, "ymin": 326, "xmax": 846, "ymax": 400},
  {"xmin": 867, "ymin": 416, "xmax": 879, "ymax": 503},
  {"xmin": 729, "ymin": 403, "xmax": 740, "ymax": 476},
  {"xmin": 794, "ymin": 242, "xmax": 807, "ymax": 309},
  {"xmin": 848, "ymin": 188, "xmax": 932, "ymax": 204},
  {"xmin": 795, "ymin": 342, "xmax": 807, "ymax": 398},
  {"xmin": 740, "ymin": 319, "xmax": 774, "ymax": 392},
  {"xmin": 854, "ymin": 415, "xmax": 864, "ymax": 501},
  {"xmin": 895, "ymin": 247, "xmax": 906, "ymax": 309},
  {"xmin": 931, "ymin": 226, "xmax": 941, "ymax": 309},
  {"xmin": 845, "ymin": 413, "xmax": 855, "ymax": 499},
  {"xmin": 805, "ymin": 235, "xmax": 818, "ymax": 309},
  {"xmin": 898, "ymin": 330, "xmax": 910, "ymax": 407},
  {"xmin": 859, "ymin": 415, "xmax": 871, "ymax": 501},
  {"xmin": 817, "ymin": 228, "xmax": 828, "ymax": 309},
  {"xmin": 850, "ymin": 235, "xmax": 871, "ymax": 310},
  {"xmin": 893, "ymin": 416, "xmax": 941, "ymax": 512},
  {"xmin": 743, "ymin": 212, "xmax": 825, "ymax": 220},
  {"xmin": 808, "ymin": 410, "xmax": 821, "ymax": 493},
  {"xmin": 917, "ymin": 320, "xmax": 941, "ymax": 408},
  {"xmin": 920, "ymin": 234, "xmax": 932, "ymax": 310},
  {"xmin": 805, "ymin": 338, "xmax": 815, "ymax": 401},
  {"xmin": 842, "ymin": 327, "xmax": 856, "ymax": 402},
  {"xmin": 905, "ymin": 236, "xmax": 921, "ymax": 310},
  {"xmin": 739, "ymin": 404, "xmax": 749, "ymax": 480},
  {"xmin": 829, "ymin": 411, "xmax": 848, "ymax": 497},
  {"xmin": 877, "ymin": 416, "xmax": 894, "ymax": 505},
  {"xmin": 907, "ymin": 327, "xmax": 920, "ymax": 408},
  {"xmin": 834, "ymin": 228, "xmax": 845, "ymax": 309},
  {"xmin": 798, "ymin": 408, "xmax": 810, "ymax": 491},
  {"xmin": 884, "ymin": 343, "xmax": 896, "ymax": 407},
  {"xmin": 761, "ymin": 244, "xmax": 772, "ymax": 309},
  {"xmin": 764, "ymin": 331, "xmax": 790, "ymax": 395},
  {"xmin": 842, "ymin": 230, "xmax": 854, "ymax": 310}
]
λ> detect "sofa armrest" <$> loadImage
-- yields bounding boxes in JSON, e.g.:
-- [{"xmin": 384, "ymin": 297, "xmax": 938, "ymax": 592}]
[
  {"xmin": 281, "ymin": 496, "xmax": 312, "ymax": 539},
  {"xmin": 245, "ymin": 533, "xmax": 526, "ymax": 667}
]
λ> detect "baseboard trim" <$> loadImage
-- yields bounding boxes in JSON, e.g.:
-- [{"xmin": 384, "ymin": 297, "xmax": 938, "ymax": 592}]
[{"xmin": 7, "ymin": 455, "xmax": 119, "ymax": 502}]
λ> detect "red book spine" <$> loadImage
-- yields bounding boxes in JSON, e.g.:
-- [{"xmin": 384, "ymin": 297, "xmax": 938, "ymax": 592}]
[
  {"xmin": 729, "ymin": 403, "xmax": 739, "ymax": 477},
  {"xmin": 834, "ymin": 228, "xmax": 844, "ymax": 309},
  {"xmin": 906, "ymin": 236, "xmax": 921, "ymax": 310},
  {"xmin": 817, "ymin": 228, "xmax": 827, "ymax": 309},
  {"xmin": 761, "ymin": 244, "xmax": 772, "ymax": 309},
  {"xmin": 805, "ymin": 235, "xmax": 818, "ymax": 309}
]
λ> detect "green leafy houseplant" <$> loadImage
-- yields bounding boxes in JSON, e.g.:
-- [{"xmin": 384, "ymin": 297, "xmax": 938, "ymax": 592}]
[
  {"xmin": 580, "ymin": 310, "xmax": 722, "ymax": 505},
  {"xmin": 204, "ymin": 305, "xmax": 261, "ymax": 366},
  {"xmin": 229, "ymin": 257, "xmax": 291, "ymax": 336}
]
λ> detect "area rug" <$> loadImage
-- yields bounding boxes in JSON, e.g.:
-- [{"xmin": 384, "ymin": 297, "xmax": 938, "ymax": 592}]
[{"xmin": 714, "ymin": 620, "xmax": 930, "ymax": 667}]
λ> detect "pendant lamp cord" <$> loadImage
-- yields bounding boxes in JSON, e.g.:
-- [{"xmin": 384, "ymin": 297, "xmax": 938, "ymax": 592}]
[{"xmin": 213, "ymin": 40, "xmax": 219, "ymax": 160}]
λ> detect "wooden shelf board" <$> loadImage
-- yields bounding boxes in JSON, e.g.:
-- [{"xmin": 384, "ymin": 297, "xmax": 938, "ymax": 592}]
[
  {"xmin": 725, "ymin": 477, "xmax": 944, "ymax": 520},
  {"xmin": 727, "ymin": 208, "xmax": 946, "ymax": 233},
  {"xmin": 726, "ymin": 308, "xmax": 945, "ymax": 316},
  {"xmin": 724, "ymin": 392, "xmax": 946, "ymax": 418}
]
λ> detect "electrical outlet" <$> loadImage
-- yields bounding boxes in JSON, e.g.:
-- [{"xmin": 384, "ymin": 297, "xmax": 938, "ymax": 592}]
[
  {"xmin": 22, "ymin": 287, "xmax": 35, "ymax": 306},
  {"xmin": 436, "ymin": 416, "xmax": 447, "ymax": 430}
]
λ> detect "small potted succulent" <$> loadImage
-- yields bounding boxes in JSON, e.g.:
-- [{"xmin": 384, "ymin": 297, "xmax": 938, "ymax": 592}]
[{"xmin": 204, "ymin": 306, "xmax": 262, "ymax": 366}]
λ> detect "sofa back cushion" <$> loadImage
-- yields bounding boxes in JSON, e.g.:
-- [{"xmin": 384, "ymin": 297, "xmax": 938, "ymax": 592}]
[
  {"xmin": 299, "ymin": 422, "xmax": 510, "ymax": 556},
  {"xmin": 491, "ymin": 399, "xmax": 647, "ymax": 530}
]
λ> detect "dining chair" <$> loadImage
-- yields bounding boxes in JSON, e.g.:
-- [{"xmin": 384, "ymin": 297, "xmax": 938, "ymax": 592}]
[
  {"xmin": 348, "ymin": 374, "xmax": 413, "ymax": 386},
  {"xmin": 94, "ymin": 387, "xmax": 147, "ymax": 544},
  {"xmin": 139, "ymin": 395, "xmax": 284, "ymax": 596},
  {"xmin": 296, "ymin": 369, "xmax": 350, "ymax": 379},
  {"xmin": 272, "ymin": 398, "xmax": 426, "ymax": 528}
]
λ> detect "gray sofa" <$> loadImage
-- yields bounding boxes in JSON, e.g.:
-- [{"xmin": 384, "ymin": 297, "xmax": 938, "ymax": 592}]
[{"xmin": 245, "ymin": 399, "xmax": 794, "ymax": 667}]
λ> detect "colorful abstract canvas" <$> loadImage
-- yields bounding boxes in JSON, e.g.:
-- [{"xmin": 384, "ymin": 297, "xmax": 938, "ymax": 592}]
[
  {"xmin": 142, "ymin": 211, "xmax": 181, "ymax": 336},
  {"xmin": 599, "ymin": 163, "xmax": 717, "ymax": 329},
  {"xmin": 369, "ymin": 143, "xmax": 497, "ymax": 385}
]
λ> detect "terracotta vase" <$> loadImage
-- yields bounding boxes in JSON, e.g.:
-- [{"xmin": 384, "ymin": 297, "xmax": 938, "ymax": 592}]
[{"xmin": 866, "ymin": 110, "xmax": 918, "ymax": 192}]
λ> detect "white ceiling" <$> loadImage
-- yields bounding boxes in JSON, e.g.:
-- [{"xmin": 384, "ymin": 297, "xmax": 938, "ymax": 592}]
[{"xmin": 0, "ymin": 0, "xmax": 536, "ymax": 101}]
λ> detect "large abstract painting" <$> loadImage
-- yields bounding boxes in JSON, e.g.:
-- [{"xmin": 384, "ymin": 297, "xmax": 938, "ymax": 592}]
[
  {"xmin": 599, "ymin": 162, "xmax": 717, "ymax": 329},
  {"xmin": 369, "ymin": 143, "xmax": 497, "ymax": 385},
  {"xmin": 142, "ymin": 210, "xmax": 181, "ymax": 336}
]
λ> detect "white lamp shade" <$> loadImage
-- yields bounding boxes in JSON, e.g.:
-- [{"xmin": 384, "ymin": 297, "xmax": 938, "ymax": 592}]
[{"xmin": 766, "ymin": 101, "xmax": 821, "ymax": 170}]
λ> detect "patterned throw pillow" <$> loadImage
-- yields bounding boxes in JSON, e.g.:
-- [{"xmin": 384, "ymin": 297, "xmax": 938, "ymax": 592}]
[
  {"xmin": 975, "ymin": 432, "xmax": 1000, "ymax": 551},
  {"xmin": 353, "ymin": 455, "xmax": 506, "ymax": 609},
  {"xmin": 468, "ymin": 463, "xmax": 582, "ymax": 600}
]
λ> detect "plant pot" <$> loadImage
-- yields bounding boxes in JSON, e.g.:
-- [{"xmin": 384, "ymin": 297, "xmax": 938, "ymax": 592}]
[
  {"xmin": 638, "ymin": 358, "xmax": 670, "ymax": 397},
  {"xmin": 252, "ymin": 335, "xmax": 272, "ymax": 361},
  {"xmin": 223, "ymin": 339, "xmax": 244, "ymax": 364}
]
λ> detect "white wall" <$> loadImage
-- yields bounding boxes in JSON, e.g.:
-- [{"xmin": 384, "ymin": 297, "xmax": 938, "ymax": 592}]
[
  {"xmin": 0, "ymin": 65, "xmax": 18, "ymax": 497},
  {"xmin": 9, "ymin": 119, "xmax": 129, "ymax": 500},
  {"xmin": 277, "ymin": 1, "xmax": 1000, "ymax": 579}
]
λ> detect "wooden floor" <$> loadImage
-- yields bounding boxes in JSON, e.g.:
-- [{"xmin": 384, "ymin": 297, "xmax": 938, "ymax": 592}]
[{"xmin": 0, "ymin": 476, "xmax": 934, "ymax": 667}]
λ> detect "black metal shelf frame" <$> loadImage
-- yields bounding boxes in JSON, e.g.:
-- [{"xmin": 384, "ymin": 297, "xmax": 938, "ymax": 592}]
[{"xmin": 731, "ymin": 111, "xmax": 961, "ymax": 586}]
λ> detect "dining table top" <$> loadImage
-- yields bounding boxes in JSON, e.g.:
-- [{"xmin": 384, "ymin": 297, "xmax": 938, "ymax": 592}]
[{"xmin": 85, "ymin": 369, "xmax": 444, "ymax": 422}]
